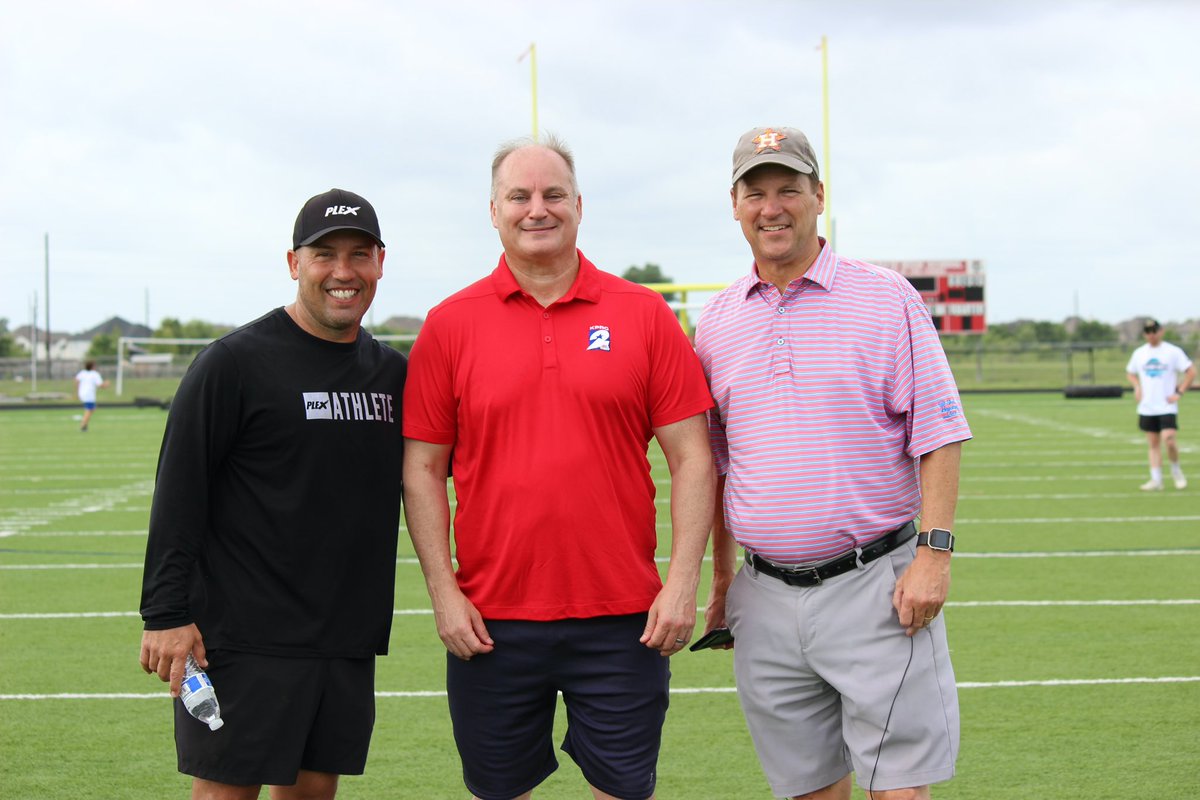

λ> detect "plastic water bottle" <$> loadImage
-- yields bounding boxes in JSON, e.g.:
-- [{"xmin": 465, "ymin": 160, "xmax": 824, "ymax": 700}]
[{"xmin": 180, "ymin": 654, "xmax": 224, "ymax": 731}]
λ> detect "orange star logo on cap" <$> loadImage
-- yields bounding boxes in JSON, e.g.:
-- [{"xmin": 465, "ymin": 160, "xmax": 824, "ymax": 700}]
[{"xmin": 753, "ymin": 128, "xmax": 787, "ymax": 153}]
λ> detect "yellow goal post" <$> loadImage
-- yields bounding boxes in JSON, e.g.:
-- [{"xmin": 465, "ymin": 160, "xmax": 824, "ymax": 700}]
[{"xmin": 639, "ymin": 283, "xmax": 728, "ymax": 336}]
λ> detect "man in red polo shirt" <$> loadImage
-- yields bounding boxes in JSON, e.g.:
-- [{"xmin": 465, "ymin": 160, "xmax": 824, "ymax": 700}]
[{"xmin": 402, "ymin": 135, "xmax": 715, "ymax": 800}]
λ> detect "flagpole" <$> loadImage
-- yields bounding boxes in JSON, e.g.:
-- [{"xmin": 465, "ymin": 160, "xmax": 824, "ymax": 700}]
[
  {"xmin": 820, "ymin": 35, "xmax": 832, "ymax": 248},
  {"xmin": 530, "ymin": 43, "xmax": 539, "ymax": 140}
]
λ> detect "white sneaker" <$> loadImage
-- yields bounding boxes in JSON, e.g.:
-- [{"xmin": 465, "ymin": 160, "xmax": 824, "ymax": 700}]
[
  {"xmin": 1140, "ymin": 479, "xmax": 1164, "ymax": 491},
  {"xmin": 1174, "ymin": 475, "xmax": 1188, "ymax": 490}
]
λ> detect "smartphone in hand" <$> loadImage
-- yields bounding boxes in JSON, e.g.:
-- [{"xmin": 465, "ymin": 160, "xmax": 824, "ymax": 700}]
[{"xmin": 689, "ymin": 627, "xmax": 733, "ymax": 651}]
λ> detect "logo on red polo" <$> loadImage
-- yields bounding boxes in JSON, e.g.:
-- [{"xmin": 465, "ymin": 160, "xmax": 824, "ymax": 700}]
[{"xmin": 586, "ymin": 325, "xmax": 611, "ymax": 352}]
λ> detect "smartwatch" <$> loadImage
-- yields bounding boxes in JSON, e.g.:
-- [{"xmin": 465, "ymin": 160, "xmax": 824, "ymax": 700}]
[{"xmin": 917, "ymin": 528, "xmax": 955, "ymax": 552}]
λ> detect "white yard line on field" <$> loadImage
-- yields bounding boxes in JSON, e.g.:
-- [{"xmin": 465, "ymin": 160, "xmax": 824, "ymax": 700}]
[
  {"xmin": 956, "ymin": 515, "xmax": 1200, "ymax": 524},
  {"xmin": 4, "ymin": 598, "xmax": 1198, "ymax": 620},
  {"xmin": 2, "ymin": 530, "xmax": 148, "ymax": 538},
  {"xmin": 953, "ymin": 549, "xmax": 1200, "ymax": 558},
  {"xmin": 959, "ymin": 492, "xmax": 1194, "ymax": 499},
  {"xmin": 0, "ymin": 563, "xmax": 146, "ymax": 569},
  {"xmin": 1, "ymin": 472, "xmax": 151, "ymax": 483},
  {"xmin": 4, "ymin": 675, "xmax": 1199, "ymax": 701},
  {"xmin": 971, "ymin": 408, "xmax": 1197, "ymax": 453},
  {"xmin": 961, "ymin": 475, "xmax": 1167, "ymax": 482},
  {"xmin": 3, "ymin": 548, "xmax": 1200, "ymax": 572},
  {"xmin": 0, "ymin": 479, "xmax": 154, "ymax": 537},
  {"xmin": 962, "ymin": 460, "xmax": 1144, "ymax": 468}
]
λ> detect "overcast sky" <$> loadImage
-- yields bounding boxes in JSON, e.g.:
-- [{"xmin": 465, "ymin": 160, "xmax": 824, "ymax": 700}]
[{"xmin": 2, "ymin": 0, "xmax": 1197, "ymax": 335}]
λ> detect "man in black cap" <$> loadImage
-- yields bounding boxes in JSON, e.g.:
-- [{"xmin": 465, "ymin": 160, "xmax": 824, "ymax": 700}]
[
  {"xmin": 139, "ymin": 189, "xmax": 407, "ymax": 799},
  {"xmin": 1126, "ymin": 318, "xmax": 1195, "ymax": 490}
]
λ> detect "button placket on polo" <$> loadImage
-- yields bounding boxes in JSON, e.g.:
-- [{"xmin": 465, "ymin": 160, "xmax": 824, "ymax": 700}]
[
  {"xmin": 540, "ymin": 307, "xmax": 558, "ymax": 369},
  {"xmin": 769, "ymin": 290, "xmax": 794, "ymax": 377}
]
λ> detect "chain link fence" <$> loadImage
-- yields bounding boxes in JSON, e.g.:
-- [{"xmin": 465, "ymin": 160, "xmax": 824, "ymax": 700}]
[{"xmin": 0, "ymin": 339, "xmax": 1155, "ymax": 399}]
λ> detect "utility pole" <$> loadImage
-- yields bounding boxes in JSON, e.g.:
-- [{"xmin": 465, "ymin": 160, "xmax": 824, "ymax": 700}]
[
  {"xmin": 44, "ymin": 233, "xmax": 51, "ymax": 378},
  {"xmin": 30, "ymin": 292, "xmax": 38, "ymax": 392}
]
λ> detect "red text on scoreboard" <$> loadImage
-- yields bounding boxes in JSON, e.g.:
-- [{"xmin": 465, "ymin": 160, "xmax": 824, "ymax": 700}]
[{"xmin": 873, "ymin": 259, "xmax": 986, "ymax": 334}]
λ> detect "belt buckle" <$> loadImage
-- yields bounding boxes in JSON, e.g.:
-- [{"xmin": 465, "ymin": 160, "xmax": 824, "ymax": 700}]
[{"xmin": 778, "ymin": 563, "xmax": 823, "ymax": 586}]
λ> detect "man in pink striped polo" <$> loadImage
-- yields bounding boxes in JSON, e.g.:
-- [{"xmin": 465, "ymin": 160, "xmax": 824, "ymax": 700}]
[{"xmin": 694, "ymin": 126, "xmax": 972, "ymax": 800}]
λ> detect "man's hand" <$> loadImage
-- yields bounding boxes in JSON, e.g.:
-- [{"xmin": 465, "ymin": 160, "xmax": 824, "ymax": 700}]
[
  {"xmin": 640, "ymin": 579, "xmax": 697, "ymax": 657},
  {"xmin": 701, "ymin": 574, "xmax": 734, "ymax": 650},
  {"xmin": 431, "ymin": 587, "xmax": 494, "ymax": 661},
  {"xmin": 701, "ymin": 473, "xmax": 737, "ymax": 649},
  {"xmin": 140, "ymin": 624, "xmax": 205, "ymax": 697},
  {"xmin": 893, "ymin": 548, "xmax": 952, "ymax": 637}
]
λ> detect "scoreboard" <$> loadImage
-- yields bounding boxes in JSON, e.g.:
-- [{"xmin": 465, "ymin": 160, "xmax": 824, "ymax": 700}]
[{"xmin": 874, "ymin": 259, "xmax": 986, "ymax": 334}]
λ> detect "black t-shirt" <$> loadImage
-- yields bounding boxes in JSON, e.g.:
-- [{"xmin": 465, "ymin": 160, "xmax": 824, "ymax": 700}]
[{"xmin": 140, "ymin": 308, "xmax": 407, "ymax": 657}]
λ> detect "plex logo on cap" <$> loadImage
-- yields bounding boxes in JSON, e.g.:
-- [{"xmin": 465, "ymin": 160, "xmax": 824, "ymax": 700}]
[{"xmin": 293, "ymin": 187, "xmax": 385, "ymax": 249}]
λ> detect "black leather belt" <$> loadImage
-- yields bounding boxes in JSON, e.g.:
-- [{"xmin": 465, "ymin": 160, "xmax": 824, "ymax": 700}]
[{"xmin": 745, "ymin": 521, "xmax": 916, "ymax": 586}]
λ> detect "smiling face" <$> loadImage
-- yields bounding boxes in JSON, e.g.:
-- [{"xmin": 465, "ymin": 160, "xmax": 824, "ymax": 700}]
[
  {"xmin": 732, "ymin": 164, "xmax": 824, "ymax": 281},
  {"xmin": 286, "ymin": 231, "xmax": 384, "ymax": 342},
  {"xmin": 490, "ymin": 145, "xmax": 582, "ymax": 270}
]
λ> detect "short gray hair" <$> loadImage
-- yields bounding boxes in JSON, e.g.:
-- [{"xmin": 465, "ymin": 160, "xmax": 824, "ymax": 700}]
[{"xmin": 490, "ymin": 134, "xmax": 578, "ymax": 199}]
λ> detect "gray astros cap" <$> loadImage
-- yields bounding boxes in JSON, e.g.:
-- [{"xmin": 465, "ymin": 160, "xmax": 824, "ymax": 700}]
[{"xmin": 731, "ymin": 126, "xmax": 820, "ymax": 185}]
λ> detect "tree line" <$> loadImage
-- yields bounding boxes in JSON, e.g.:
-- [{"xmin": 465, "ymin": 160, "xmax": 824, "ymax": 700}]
[
  {"xmin": 949, "ymin": 319, "xmax": 1198, "ymax": 353},
  {"xmin": 1, "ymin": 262, "xmax": 1194, "ymax": 358}
]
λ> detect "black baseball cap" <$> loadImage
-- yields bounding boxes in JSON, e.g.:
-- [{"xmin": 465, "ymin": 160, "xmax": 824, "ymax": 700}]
[
  {"xmin": 292, "ymin": 188, "xmax": 385, "ymax": 250},
  {"xmin": 1143, "ymin": 318, "xmax": 1161, "ymax": 332}
]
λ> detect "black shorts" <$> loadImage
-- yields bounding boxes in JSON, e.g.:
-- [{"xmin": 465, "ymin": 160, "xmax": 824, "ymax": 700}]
[
  {"xmin": 175, "ymin": 651, "xmax": 376, "ymax": 786},
  {"xmin": 446, "ymin": 613, "xmax": 669, "ymax": 800},
  {"xmin": 1139, "ymin": 414, "xmax": 1179, "ymax": 433}
]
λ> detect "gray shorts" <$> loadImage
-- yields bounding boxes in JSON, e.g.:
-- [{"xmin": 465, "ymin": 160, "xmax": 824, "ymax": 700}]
[{"xmin": 726, "ymin": 540, "xmax": 958, "ymax": 797}]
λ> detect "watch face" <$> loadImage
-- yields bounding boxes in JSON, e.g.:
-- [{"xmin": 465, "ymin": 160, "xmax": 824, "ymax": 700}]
[{"xmin": 927, "ymin": 528, "xmax": 954, "ymax": 551}]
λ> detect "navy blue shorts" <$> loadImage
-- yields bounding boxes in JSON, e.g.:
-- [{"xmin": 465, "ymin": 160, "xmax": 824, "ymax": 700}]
[
  {"xmin": 1139, "ymin": 414, "xmax": 1179, "ymax": 433},
  {"xmin": 175, "ymin": 651, "xmax": 376, "ymax": 786},
  {"xmin": 446, "ymin": 613, "xmax": 669, "ymax": 800}
]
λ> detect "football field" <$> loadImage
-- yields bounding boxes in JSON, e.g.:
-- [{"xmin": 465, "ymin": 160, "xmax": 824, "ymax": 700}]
[{"xmin": 1, "ymin": 393, "xmax": 1197, "ymax": 798}]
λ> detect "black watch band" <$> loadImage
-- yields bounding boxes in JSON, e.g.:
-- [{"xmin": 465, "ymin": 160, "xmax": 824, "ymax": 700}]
[{"xmin": 917, "ymin": 528, "xmax": 955, "ymax": 552}]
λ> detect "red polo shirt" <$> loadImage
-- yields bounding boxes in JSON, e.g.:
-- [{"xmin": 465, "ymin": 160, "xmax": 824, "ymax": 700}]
[{"xmin": 404, "ymin": 251, "xmax": 713, "ymax": 620}]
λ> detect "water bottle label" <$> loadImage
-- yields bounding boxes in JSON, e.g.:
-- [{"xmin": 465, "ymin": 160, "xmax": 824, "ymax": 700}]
[{"xmin": 182, "ymin": 673, "xmax": 212, "ymax": 694}]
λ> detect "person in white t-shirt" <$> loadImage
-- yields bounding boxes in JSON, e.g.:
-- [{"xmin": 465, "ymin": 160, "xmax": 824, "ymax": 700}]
[
  {"xmin": 1126, "ymin": 319, "xmax": 1196, "ymax": 490},
  {"xmin": 74, "ymin": 360, "xmax": 107, "ymax": 432}
]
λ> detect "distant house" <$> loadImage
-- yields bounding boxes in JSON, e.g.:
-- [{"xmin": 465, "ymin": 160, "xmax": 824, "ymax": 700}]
[
  {"xmin": 11, "ymin": 326, "xmax": 81, "ymax": 360},
  {"xmin": 377, "ymin": 315, "xmax": 424, "ymax": 334},
  {"xmin": 78, "ymin": 316, "xmax": 153, "ymax": 341},
  {"xmin": 13, "ymin": 316, "xmax": 153, "ymax": 361}
]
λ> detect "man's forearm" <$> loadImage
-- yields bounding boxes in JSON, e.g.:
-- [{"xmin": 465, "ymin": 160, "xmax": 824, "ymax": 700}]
[
  {"xmin": 404, "ymin": 485, "xmax": 453, "ymax": 581},
  {"xmin": 401, "ymin": 442, "xmax": 459, "ymax": 597},
  {"xmin": 664, "ymin": 455, "xmax": 716, "ymax": 590},
  {"xmin": 711, "ymin": 474, "xmax": 736, "ymax": 581},
  {"xmin": 1180, "ymin": 366, "xmax": 1197, "ymax": 394},
  {"xmin": 919, "ymin": 441, "xmax": 963, "ymax": 531},
  {"xmin": 655, "ymin": 414, "xmax": 716, "ymax": 589}
]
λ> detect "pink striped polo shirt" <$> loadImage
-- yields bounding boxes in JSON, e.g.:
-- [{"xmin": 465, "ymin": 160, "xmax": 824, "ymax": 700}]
[{"xmin": 694, "ymin": 242, "xmax": 971, "ymax": 564}]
